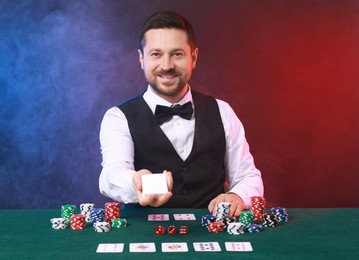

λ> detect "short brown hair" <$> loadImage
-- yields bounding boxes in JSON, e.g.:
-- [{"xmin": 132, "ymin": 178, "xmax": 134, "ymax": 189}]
[{"xmin": 139, "ymin": 11, "xmax": 196, "ymax": 52}]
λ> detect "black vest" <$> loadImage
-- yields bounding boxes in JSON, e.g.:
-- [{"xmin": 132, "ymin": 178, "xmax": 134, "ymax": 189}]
[{"xmin": 119, "ymin": 91, "xmax": 226, "ymax": 208}]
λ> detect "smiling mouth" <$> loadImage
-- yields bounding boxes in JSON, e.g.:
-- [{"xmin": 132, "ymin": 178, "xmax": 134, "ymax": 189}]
[
  {"xmin": 161, "ymin": 75, "xmax": 176, "ymax": 78},
  {"xmin": 158, "ymin": 74, "xmax": 177, "ymax": 80}
]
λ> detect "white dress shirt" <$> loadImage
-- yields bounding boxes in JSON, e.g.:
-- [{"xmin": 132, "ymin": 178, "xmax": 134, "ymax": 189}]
[{"xmin": 99, "ymin": 86, "xmax": 264, "ymax": 208}]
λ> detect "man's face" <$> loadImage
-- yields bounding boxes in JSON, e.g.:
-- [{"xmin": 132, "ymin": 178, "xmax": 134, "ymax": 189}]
[{"xmin": 139, "ymin": 28, "xmax": 198, "ymax": 102}]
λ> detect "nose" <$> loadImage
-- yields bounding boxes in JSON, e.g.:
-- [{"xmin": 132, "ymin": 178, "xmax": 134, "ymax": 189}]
[{"xmin": 160, "ymin": 54, "xmax": 174, "ymax": 71}]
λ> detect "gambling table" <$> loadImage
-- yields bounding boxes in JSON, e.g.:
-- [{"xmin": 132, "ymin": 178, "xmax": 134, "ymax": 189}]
[{"xmin": 0, "ymin": 208, "xmax": 358, "ymax": 259}]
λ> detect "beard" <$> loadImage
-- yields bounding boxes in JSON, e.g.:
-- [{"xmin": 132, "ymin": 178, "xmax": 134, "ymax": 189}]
[{"xmin": 147, "ymin": 68, "xmax": 191, "ymax": 98}]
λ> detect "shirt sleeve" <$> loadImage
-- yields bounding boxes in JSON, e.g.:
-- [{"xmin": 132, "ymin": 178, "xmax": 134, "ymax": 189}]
[
  {"xmin": 98, "ymin": 107, "xmax": 139, "ymax": 204},
  {"xmin": 217, "ymin": 99, "xmax": 264, "ymax": 208}
]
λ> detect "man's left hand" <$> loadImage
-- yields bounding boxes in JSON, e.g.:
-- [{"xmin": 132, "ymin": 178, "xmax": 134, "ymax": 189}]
[{"xmin": 208, "ymin": 193, "xmax": 245, "ymax": 217}]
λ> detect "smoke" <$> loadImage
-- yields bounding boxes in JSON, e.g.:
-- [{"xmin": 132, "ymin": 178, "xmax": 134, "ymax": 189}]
[{"xmin": 0, "ymin": 0, "xmax": 145, "ymax": 208}]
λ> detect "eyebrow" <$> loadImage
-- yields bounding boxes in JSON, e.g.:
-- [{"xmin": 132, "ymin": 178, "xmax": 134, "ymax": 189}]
[{"xmin": 147, "ymin": 48, "xmax": 185, "ymax": 53}]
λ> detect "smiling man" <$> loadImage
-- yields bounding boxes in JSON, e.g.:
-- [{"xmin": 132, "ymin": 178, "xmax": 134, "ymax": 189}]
[
  {"xmin": 139, "ymin": 28, "xmax": 197, "ymax": 103},
  {"xmin": 99, "ymin": 11, "xmax": 263, "ymax": 216}
]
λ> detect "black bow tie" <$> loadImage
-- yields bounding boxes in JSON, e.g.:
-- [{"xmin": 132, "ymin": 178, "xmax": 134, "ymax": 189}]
[{"xmin": 155, "ymin": 101, "xmax": 193, "ymax": 125}]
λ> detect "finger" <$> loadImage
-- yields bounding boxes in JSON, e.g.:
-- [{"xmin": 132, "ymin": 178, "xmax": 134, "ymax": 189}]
[
  {"xmin": 233, "ymin": 203, "xmax": 243, "ymax": 217},
  {"xmin": 133, "ymin": 169, "xmax": 151, "ymax": 192},
  {"xmin": 164, "ymin": 171, "xmax": 173, "ymax": 192},
  {"xmin": 229, "ymin": 202, "xmax": 236, "ymax": 216},
  {"xmin": 150, "ymin": 192, "xmax": 173, "ymax": 207},
  {"xmin": 208, "ymin": 199, "xmax": 216, "ymax": 215},
  {"xmin": 208, "ymin": 200, "xmax": 214, "ymax": 214},
  {"xmin": 133, "ymin": 170, "xmax": 153, "ymax": 204},
  {"xmin": 229, "ymin": 201, "xmax": 241, "ymax": 216},
  {"xmin": 138, "ymin": 193, "xmax": 157, "ymax": 207}
]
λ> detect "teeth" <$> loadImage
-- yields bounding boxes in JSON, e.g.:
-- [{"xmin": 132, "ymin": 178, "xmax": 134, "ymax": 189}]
[{"xmin": 161, "ymin": 75, "xmax": 175, "ymax": 78}]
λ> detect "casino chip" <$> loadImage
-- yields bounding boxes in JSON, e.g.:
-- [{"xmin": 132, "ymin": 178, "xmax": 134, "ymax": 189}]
[
  {"xmin": 208, "ymin": 222, "xmax": 225, "ymax": 233},
  {"xmin": 61, "ymin": 204, "xmax": 76, "ymax": 223},
  {"xmin": 250, "ymin": 196, "xmax": 266, "ymax": 221},
  {"xmin": 271, "ymin": 207, "xmax": 289, "ymax": 223},
  {"xmin": 51, "ymin": 202, "xmax": 127, "ymax": 233},
  {"xmin": 223, "ymin": 216, "xmax": 237, "ymax": 228},
  {"xmin": 111, "ymin": 218, "xmax": 127, "ymax": 228},
  {"xmin": 227, "ymin": 222, "xmax": 245, "ymax": 235},
  {"xmin": 93, "ymin": 221, "xmax": 111, "ymax": 232},
  {"xmin": 239, "ymin": 211, "xmax": 254, "ymax": 226},
  {"xmin": 246, "ymin": 223, "xmax": 263, "ymax": 233},
  {"xmin": 50, "ymin": 218, "xmax": 67, "ymax": 230},
  {"xmin": 80, "ymin": 203, "xmax": 94, "ymax": 223},
  {"xmin": 214, "ymin": 202, "xmax": 231, "ymax": 222},
  {"xmin": 89, "ymin": 208, "xmax": 105, "ymax": 223},
  {"xmin": 201, "ymin": 215, "xmax": 216, "ymax": 227},
  {"xmin": 70, "ymin": 214, "xmax": 86, "ymax": 230},
  {"xmin": 104, "ymin": 202, "xmax": 120, "ymax": 223},
  {"xmin": 262, "ymin": 213, "xmax": 279, "ymax": 227}
]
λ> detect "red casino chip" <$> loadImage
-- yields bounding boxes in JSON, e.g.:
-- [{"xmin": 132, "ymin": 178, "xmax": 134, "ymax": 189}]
[
  {"xmin": 250, "ymin": 196, "xmax": 266, "ymax": 221},
  {"xmin": 207, "ymin": 222, "xmax": 225, "ymax": 233},
  {"xmin": 70, "ymin": 214, "xmax": 86, "ymax": 230},
  {"xmin": 104, "ymin": 202, "xmax": 120, "ymax": 223}
]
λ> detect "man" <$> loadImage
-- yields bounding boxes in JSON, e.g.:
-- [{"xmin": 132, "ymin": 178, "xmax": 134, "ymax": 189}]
[{"xmin": 99, "ymin": 11, "xmax": 263, "ymax": 216}]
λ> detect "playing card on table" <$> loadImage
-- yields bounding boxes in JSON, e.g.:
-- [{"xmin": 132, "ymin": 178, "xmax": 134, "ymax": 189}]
[
  {"xmin": 96, "ymin": 243, "xmax": 124, "ymax": 253},
  {"xmin": 225, "ymin": 242, "xmax": 253, "ymax": 252},
  {"xmin": 193, "ymin": 242, "xmax": 221, "ymax": 252},
  {"xmin": 148, "ymin": 214, "xmax": 169, "ymax": 221},
  {"xmin": 173, "ymin": 213, "xmax": 196, "ymax": 220},
  {"xmin": 130, "ymin": 242, "xmax": 156, "ymax": 252},
  {"xmin": 162, "ymin": 242, "xmax": 188, "ymax": 252}
]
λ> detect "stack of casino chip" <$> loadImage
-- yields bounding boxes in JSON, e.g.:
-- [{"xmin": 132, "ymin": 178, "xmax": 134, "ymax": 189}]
[
  {"xmin": 271, "ymin": 207, "xmax": 289, "ymax": 223},
  {"xmin": 201, "ymin": 215, "xmax": 216, "ymax": 227},
  {"xmin": 223, "ymin": 216, "xmax": 237, "ymax": 228},
  {"xmin": 111, "ymin": 218, "xmax": 127, "ymax": 228},
  {"xmin": 50, "ymin": 218, "xmax": 67, "ymax": 229},
  {"xmin": 262, "ymin": 213, "xmax": 279, "ymax": 227},
  {"xmin": 70, "ymin": 214, "xmax": 86, "ymax": 230},
  {"xmin": 80, "ymin": 203, "xmax": 95, "ymax": 223},
  {"xmin": 227, "ymin": 222, "xmax": 245, "ymax": 235},
  {"xmin": 239, "ymin": 211, "xmax": 254, "ymax": 226},
  {"xmin": 93, "ymin": 221, "xmax": 111, "ymax": 232},
  {"xmin": 246, "ymin": 223, "xmax": 263, "ymax": 233},
  {"xmin": 61, "ymin": 204, "xmax": 76, "ymax": 223},
  {"xmin": 250, "ymin": 196, "xmax": 266, "ymax": 221},
  {"xmin": 214, "ymin": 202, "xmax": 231, "ymax": 222},
  {"xmin": 207, "ymin": 222, "xmax": 225, "ymax": 233},
  {"xmin": 89, "ymin": 208, "xmax": 105, "ymax": 223},
  {"xmin": 104, "ymin": 202, "xmax": 120, "ymax": 223}
]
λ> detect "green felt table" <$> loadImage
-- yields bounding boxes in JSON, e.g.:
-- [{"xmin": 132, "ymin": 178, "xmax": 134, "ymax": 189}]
[{"xmin": 0, "ymin": 208, "xmax": 358, "ymax": 260}]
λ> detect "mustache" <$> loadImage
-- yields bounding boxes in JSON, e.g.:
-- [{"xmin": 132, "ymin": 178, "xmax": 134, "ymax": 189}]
[{"xmin": 156, "ymin": 69, "xmax": 178, "ymax": 76}]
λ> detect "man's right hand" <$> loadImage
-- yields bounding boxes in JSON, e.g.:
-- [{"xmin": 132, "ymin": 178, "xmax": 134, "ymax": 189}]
[{"xmin": 132, "ymin": 169, "xmax": 173, "ymax": 207}]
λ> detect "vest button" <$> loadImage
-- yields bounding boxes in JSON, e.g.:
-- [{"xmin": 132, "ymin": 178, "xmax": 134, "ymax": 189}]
[
  {"xmin": 181, "ymin": 190, "xmax": 188, "ymax": 195},
  {"xmin": 181, "ymin": 166, "xmax": 188, "ymax": 172}
]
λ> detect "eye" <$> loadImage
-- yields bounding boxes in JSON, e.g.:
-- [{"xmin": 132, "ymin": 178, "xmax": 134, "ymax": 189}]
[
  {"xmin": 173, "ymin": 51, "xmax": 184, "ymax": 57},
  {"xmin": 150, "ymin": 52, "xmax": 161, "ymax": 57}
]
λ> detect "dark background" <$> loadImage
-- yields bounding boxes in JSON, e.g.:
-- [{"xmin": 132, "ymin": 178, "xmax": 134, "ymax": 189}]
[{"xmin": 1, "ymin": 0, "xmax": 358, "ymax": 209}]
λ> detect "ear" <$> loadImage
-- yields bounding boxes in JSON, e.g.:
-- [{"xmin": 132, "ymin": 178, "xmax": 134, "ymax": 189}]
[
  {"xmin": 191, "ymin": 48, "xmax": 199, "ymax": 69},
  {"xmin": 138, "ymin": 49, "xmax": 144, "ymax": 70}
]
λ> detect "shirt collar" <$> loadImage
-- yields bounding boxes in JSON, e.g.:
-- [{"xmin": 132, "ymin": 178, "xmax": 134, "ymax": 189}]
[{"xmin": 143, "ymin": 85, "xmax": 193, "ymax": 114}]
